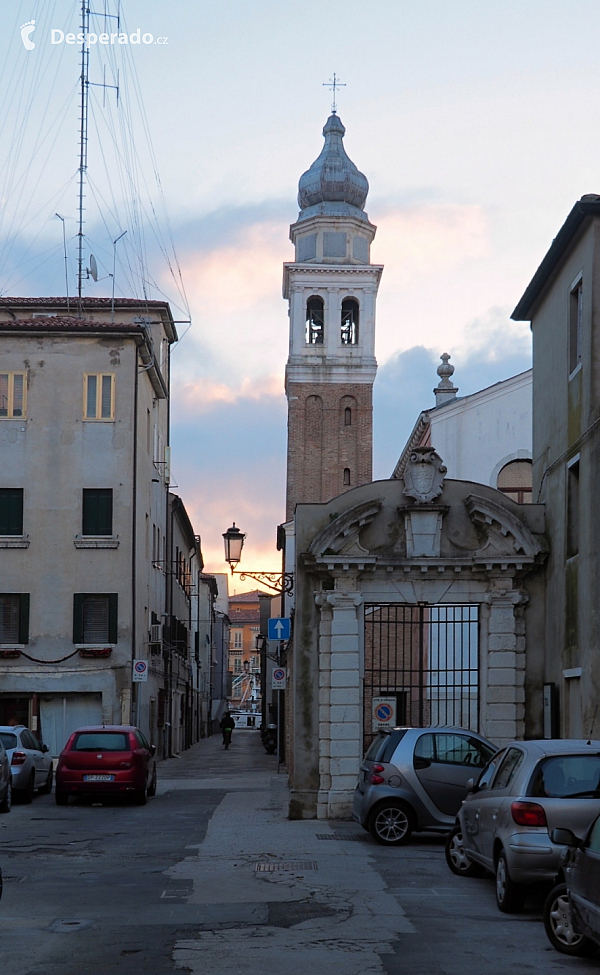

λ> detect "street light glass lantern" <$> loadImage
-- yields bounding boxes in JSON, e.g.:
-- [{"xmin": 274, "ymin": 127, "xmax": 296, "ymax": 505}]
[{"xmin": 223, "ymin": 523, "xmax": 246, "ymax": 572}]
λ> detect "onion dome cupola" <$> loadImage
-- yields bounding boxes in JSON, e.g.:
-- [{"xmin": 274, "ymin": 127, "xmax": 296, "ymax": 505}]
[{"xmin": 297, "ymin": 114, "xmax": 369, "ymax": 218}]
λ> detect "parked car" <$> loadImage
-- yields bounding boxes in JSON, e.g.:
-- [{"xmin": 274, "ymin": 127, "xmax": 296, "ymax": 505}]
[
  {"xmin": 543, "ymin": 814, "xmax": 600, "ymax": 957},
  {"xmin": 0, "ymin": 738, "xmax": 11, "ymax": 814},
  {"xmin": 353, "ymin": 727, "xmax": 497, "ymax": 845},
  {"xmin": 446, "ymin": 739, "xmax": 600, "ymax": 913},
  {"xmin": 0, "ymin": 726, "xmax": 53, "ymax": 802},
  {"xmin": 55, "ymin": 725, "xmax": 156, "ymax": 805}
]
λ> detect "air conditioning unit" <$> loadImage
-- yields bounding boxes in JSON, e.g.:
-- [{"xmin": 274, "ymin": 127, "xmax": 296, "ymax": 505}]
[{"xmin": 150, "ymin": 623, "xmax": 162, "ymax": 644}]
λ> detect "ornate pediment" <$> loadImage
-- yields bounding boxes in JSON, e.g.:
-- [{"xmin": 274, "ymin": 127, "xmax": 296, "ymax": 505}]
[
  {"xmin": 465, "ymin": 495, "xmax": 545, "ymax": 561},
  {"xmin": 308, "ymin": 499, "xmax": 383, "ymax": 558}
]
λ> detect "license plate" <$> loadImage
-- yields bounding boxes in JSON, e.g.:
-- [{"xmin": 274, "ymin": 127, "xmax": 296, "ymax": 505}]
[{"xmin": 83, "ymin": 774, "xmax": 115, "ymax": 782}]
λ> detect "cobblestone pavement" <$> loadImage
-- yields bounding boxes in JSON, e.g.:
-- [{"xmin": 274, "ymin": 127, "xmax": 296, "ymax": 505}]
[{"xmin": 1, "ymin": 731, "xmax": 598, "ymax": 974}]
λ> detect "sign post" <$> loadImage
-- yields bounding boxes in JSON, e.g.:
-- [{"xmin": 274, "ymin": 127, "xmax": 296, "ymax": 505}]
[{"xmin": 271, "ymin": 667, "xmax": 287, "ymax": 690}]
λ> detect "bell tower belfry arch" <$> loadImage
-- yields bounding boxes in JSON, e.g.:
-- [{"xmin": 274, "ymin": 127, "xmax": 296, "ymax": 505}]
[{"xmin": 284, "ymin": 113, "xmax": 383, "ymax": 521}]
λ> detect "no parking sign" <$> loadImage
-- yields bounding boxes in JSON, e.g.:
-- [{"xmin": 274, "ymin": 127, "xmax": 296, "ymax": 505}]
[
  {"xmin": 372, "ymin": 697, "xmax": 396, "ymax": 731},
  {"xmin": 271, "ymin": 667, "xmax": 287, "ymax": 690},
  {"xmin": 132, "ymin": 659, "xmax": 148, "ymax": 682}
]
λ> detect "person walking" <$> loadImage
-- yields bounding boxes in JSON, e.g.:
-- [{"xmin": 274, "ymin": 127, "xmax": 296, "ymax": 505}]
[{"xmin": 220, "ymin": 711, "xmax": 235, "ymax": 749}]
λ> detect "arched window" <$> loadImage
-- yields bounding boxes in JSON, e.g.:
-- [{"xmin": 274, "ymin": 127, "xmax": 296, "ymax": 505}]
[
  {"xmin": 343, "ymin": 468, "xmax": 351, "ymax": 486},
  {"xmin": 344, "ymin": 407, "xmax": 352, "ymax": 426},
  {"xmin": 306, "ymin": 296, "xmax": 324, "ymax": 345},
  {"xmin": 497, "ymin": 460, "xmax": 533, "ymax": 503},
  {"xmin": 341, "ymin": 298, "xmax": 359, "ymax": 345}
]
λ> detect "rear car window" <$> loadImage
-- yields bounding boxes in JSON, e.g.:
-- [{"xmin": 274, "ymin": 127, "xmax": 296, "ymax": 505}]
[
  {"xmin": 364, "ymin": 730, "xmax": 407, "ymax": 763},
  {"xmin": 73, "ymin": 732, "xmax": 129, "ymax": 751},
  {"xmin": 0, "ymin": 732, "xmax": 17, "ymax": 750},
  {"xmin": 528, "ymin": 754, "xmax": 600, "ymax": 798}
]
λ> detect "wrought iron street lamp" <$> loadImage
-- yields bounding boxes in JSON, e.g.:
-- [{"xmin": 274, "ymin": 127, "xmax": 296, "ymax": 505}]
[
  {"xmin": 222, "ymin": 522, "xmax": 293, "ymax": 595},
  {"xmin": 222, "ymin": 523, "xmax": 246, "ymax": 571}
]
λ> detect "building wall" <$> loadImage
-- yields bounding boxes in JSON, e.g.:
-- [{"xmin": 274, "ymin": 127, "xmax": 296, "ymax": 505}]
[
  {"xmin": 429, "ymin": 371, "xmax": 532, "ymax": 486},
  {"xmin": 0, "ymin": 308, "xmax": 171, "ymax": 754},
  {"xmin": 286, "ymin": 381, "xmax": 373, "ymax": 514},
  {"xmin": 529, "ymin": 219, "xmax": 600, "ymax": 738}
]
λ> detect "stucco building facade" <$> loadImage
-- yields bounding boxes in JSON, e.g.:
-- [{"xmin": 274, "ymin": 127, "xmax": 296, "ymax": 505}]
[
  {"xmin": 0, "ymin": 296, "xmax": 199, "ymax": 756},
  {"xmin": 512, "ymin": 194, "xmax": 600, "ymax": 740}
]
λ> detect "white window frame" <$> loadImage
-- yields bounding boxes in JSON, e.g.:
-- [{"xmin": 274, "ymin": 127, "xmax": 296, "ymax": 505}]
[
  {"xmin": 83, "ymin": 373, "xmax": 115, "ymax": 421},
  {"xmin": 0, "ymin": 372, "xmax": 27, "ymax": 419}
]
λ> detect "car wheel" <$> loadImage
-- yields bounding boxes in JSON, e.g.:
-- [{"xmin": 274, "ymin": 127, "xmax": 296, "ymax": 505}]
[
  {"xmin": 39, "ymin": 767, "xmax": 53, "ymax": 795},
  {"xmin": 543, "ymin": 883, "xmax": 598, "ymax": 957},
  {"xmin": 55, "ymin": 789, "xmax": 69, "ymax": 806},
  {"xmin": 22, "ymin": 771, "xmax": 35, "ymax": 804},
  {"xmin": 133, "ymin": 782, "xmax": 148, "ymax": 806},
  {"xmin": 495, "ymin": 849, "xmax": 526, "ymax": 913},
  {"xmin": 0, "ymin": 779, "xmax": 11, "ymax": 814},
  {"xmin": 369, "ymin": 801, "xmax": 414, "ymax": 845},
  {"xmin": 147, "ymin": 768, "xmax": 157, "ymax": 798},
  {"xmin": 445, "ymin": 825, "xmax": 485, "ymax": 877}
]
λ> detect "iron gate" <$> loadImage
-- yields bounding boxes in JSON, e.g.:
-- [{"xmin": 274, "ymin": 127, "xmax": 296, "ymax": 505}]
[{"xmin": 363, "ymin": 604, "xmax": 479, "ymax": 751}]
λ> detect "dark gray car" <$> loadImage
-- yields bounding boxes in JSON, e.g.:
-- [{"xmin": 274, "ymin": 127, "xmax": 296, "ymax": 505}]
[
  {"xmin": 543, "ymin": 813, "xmax": 600, "ymax": 957},
  {"xmin": 352, "ymin": 727, "xmax": 496, "ymax": 845}
]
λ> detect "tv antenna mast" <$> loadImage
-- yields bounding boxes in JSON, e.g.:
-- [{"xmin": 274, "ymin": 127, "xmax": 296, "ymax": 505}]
[{"xmin": 76, "ymin": 0, "xmax": 120, "ymax": 314}]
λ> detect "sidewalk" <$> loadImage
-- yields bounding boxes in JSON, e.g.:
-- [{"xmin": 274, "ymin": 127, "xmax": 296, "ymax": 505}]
[{"xmin": 158, "ymin": 731, "xmax": 414, "ymax": 975}]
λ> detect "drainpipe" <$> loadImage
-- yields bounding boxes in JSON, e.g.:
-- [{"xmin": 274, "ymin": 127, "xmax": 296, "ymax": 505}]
[{"xmin": 131, "ymin": 344, "xmax": 139, "ymax": 726}]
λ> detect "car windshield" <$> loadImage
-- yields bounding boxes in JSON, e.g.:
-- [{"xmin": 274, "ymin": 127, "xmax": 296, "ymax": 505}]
[
  {"xmin": 528, "ymin": 754, "xmax": 600, "ymax": 798},
  {"xmin": 73, "ymin": 732, "xmax": 129, "ymax": 752},
  {"xmin": 0, "ymin": 732, "xmax": 17, "ymax": 749}
]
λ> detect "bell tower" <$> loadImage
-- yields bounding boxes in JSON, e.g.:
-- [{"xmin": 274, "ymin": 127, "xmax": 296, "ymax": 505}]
[{"xmin": 284, "ymin": 113, "xmax": 383, "ymax": 520}]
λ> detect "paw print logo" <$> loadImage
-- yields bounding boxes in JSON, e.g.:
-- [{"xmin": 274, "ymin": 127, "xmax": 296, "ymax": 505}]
[{"xmin": 20, "ymin": 20, "xmax": 36, "ymax": 51}]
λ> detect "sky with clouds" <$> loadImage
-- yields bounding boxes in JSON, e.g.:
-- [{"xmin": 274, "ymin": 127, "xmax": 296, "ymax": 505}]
[{"xmin": 1, "ymin": 0, "xmax": 599, "ymax": 583}]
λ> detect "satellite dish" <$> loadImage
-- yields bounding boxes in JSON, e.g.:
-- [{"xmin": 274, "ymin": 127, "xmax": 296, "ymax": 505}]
[{"xmin": 89, "ymin": 254, "xmax": 98, "ymax": 282}]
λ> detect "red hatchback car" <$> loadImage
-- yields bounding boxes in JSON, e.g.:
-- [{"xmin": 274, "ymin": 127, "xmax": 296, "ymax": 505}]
[{"xmin": 55, "ymin": 726, "xmax": 157, "ymax": 805}]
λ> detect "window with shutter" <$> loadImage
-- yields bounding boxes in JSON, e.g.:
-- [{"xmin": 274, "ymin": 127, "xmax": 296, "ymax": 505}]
[
  {"xmin": 73, "ymin": 593, "xmax": 118, "ymax": 644},
  {"xmin": 82, "ymin": 489, "xmax": 113, "ymax": 535},
  {"xmin": 0, "ymin": 594, "xmax": 22, "ymax": 643},
  {"xmin": 0, "ymin": 373, "xmax": 26, "ymax": 418},
  {"xmin": 83, "ymin": 374, "xmax": 115, "ymax": 420},
  {"xmin": 0, "ymin": 489, "xmax": 23, "ymax": 535}
]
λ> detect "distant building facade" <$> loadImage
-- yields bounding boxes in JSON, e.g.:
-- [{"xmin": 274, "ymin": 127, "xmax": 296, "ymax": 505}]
[{"xmin": 228, "ymin": 590, "xmax": 268, "ymax": 714}]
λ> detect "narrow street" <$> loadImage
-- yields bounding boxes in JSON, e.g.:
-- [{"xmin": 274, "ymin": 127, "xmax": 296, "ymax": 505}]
[{"xmin": 1, "ymin": 733, "xmax": 598, "ymax": 974}]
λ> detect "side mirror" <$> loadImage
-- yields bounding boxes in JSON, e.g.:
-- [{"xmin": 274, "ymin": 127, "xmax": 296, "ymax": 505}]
[
  {"xmin": 41, "ymin": 744, "xmax": 49, "ymax": 753},
  {"xmin": 466, "ymin": 777, "xmax": 475, "ymax": 792},
  {"xmin": 551, "ymin": 827, "xmax": 581, "ymax": 847}
]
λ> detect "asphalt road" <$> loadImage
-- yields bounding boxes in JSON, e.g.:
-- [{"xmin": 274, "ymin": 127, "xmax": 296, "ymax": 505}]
[{"xmin": 1, "ymin": 734, "xmax": 599, "ymax": 974}]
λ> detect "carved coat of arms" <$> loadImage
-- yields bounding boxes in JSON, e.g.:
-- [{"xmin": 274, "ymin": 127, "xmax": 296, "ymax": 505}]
[{"xmin": 403, "ymin": 447, "xmax": 447, "ymax": 504}]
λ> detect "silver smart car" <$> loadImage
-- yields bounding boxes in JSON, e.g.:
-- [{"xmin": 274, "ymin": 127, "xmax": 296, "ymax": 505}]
[
  {"xmin": 353, "ymin": 727, "xmax": 496, "ymax": 845},
  {"xmin": 446, "ymin": 739, "xmax": 600, "ymax": 913}
]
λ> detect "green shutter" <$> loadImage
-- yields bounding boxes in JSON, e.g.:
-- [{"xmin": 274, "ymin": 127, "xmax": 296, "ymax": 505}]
[
  {"xmin": 18, "ymin": 593, "xmax": 30, "ymax": 644},
  {"xmin": 0, "ymin": 489, "xmax": 23, "ymax": 535},
  {"xmin": 108, "ymin": 594, "xmax": 118, "ymax": 644},
  {"xmin": 73, "ymin": 594, "xmax": 84, "ymax": 643},
  {"xmin": 98, "ymin": 490, "xmax": 113, "ymax": 535},
  {"xmin": 82, "ymin": 491, "xmax": 97, "ymax": 535},
  {"xmin": 83, "ymin": 489, "xmax": 113, "ymax": 535}
]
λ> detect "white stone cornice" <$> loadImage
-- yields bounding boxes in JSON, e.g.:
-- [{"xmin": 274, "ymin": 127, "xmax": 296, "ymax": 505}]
[{"xmin": 283, "ymin": 263, "xmax": 383, "ymax": 299}]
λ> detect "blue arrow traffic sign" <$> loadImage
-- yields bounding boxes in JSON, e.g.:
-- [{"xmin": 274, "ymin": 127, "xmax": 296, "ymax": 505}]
[{"xmin": 268, "ymin": 617, "xmax": 290, "ymax": 641}]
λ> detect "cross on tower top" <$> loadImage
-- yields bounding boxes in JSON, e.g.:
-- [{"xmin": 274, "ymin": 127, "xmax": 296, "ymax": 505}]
[{"xmin": 322, "ymin": 73, "xmax": 346, "ymax": 114}]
